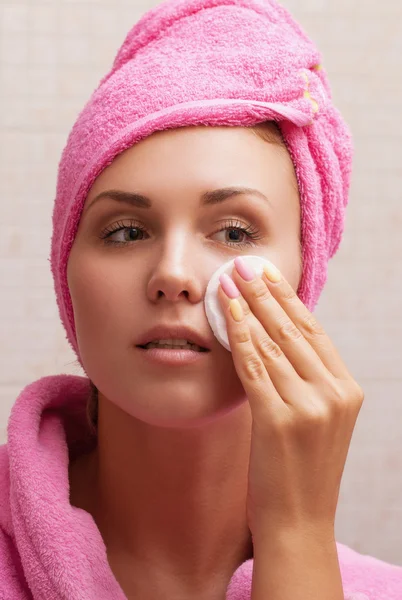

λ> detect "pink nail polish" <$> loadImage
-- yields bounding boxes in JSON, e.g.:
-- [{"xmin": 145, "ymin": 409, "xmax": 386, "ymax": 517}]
[
  {"xmin": 219, "ymin": 273, "xmax": 241, "ymax": 299},
  {"xmin": 234, "ymin": 256, "xmax": 255, "ymax": 282}
]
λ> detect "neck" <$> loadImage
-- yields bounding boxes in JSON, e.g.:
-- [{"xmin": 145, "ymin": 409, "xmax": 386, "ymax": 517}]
[{"xmin": 70, "ymin": 396, "xmax": 254, "ymax": 595}]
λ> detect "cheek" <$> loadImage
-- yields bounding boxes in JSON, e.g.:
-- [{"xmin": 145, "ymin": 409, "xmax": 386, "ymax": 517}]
[
  {"xmin": 269, "ymin": 234, "xmax": 302, "ymax": 294},
  {"xmin": 284, "ymin": 246, "xmax": 303, "ymax": 293},
  {"xmin": 290, "ymin": 257, "xmax": 303, "ymax": 294},
  {"xmin": 67, "ymin": 248, "xmax": 133, "ymax": 348}
]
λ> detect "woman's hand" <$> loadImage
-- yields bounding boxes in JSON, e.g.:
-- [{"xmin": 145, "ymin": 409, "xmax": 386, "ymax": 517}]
[{"xmin": 218, "ymin": 256, "xmax": 364, "ymax": 544}]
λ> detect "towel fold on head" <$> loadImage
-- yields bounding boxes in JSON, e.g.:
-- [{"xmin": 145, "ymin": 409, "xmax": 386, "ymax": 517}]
[{"xmin": 50, "ymin": 0, "xmax": 353, "ymax": 367}]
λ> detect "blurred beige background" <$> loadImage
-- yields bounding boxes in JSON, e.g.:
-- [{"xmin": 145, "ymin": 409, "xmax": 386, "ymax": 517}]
[{"xmin": 1, "ymin": 0, "xmax": 401, "ymax": 566}]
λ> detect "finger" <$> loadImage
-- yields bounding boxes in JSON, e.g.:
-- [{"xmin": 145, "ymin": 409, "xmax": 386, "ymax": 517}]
[
  {"xmin": 259, "ymin": 264, "xmax": 352, "ymax": 381},
  {"xmin": 218, "ymin": 283, "xmax": 292, "ymax": 419},
  {"xmin": 231, "ymin": 262, "xmax": 334, "ymax": 385},
  {"xmin": 232, "ymin": 258, "xmax": 352, "ymax": 381}
]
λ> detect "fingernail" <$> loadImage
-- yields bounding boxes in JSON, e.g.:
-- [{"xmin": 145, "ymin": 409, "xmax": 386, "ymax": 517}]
[
  {"xmin": 219, "ymin": 273, "xmax": 241, "ymax": 299},
  {"xmin": 234, "ymin": 256, "xmax": 255, "ymax": 282},
  {"xmin": 229, "ymin": 299, "xmax": 244, "ymax": 322},
  {"xmin": 263, "ymin": 262, "xmax": 281, "ymax": 283}
]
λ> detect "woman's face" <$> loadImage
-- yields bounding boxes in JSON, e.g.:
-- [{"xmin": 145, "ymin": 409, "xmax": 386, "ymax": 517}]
[{"xmin": 67, "ymin": 125, "xmax": 302, "ymax": 428}]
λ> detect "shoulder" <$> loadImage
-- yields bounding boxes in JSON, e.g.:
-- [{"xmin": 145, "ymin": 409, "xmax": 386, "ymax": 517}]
[
  {"xmin": 337, "ymin": 541, "xmax": 402, "ymax": 600},
  {"xmin": 0, "ymin": 444, "xmax": 31, "ymax": 599}
]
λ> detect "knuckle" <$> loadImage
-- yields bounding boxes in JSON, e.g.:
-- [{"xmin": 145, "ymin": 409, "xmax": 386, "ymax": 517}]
[
  {"xmin": 325, "ymin": 380, "xmax": 347, "ymax": 409},
  {"xmin": 278, "ymin": 318, "xmax": 302, "ymax": 342},
  {"xmin": 234, "ymin": 327, "xmax": 252, "ymax": 345},
  {"xmin": 351, "ymin": 381, "xmax": 365, "ymax": 407},
  {"xmin": 257, "ymin": 335, "xmax": 283, "ymax": 360},
  {"xmin": 282, "ymin": 284, "xmax": 298, "ymax": 303},
  {"xmin": 241, "ymin": 300, "xmax": 252, "ymax": 317},
  {"xmin": 252, "ymin": 283, "xmax": 273, "ymax": 303},
  {"xmin": 329, "ymin": 381, "xmax": 362, "ymax": 413},
  {"xmin": 243, "ymin": 354, "xmax": 265, "ymax": 381},
  {"xmin": 301, "ymin": 313, "xmax": 326, "ymax": 336}
]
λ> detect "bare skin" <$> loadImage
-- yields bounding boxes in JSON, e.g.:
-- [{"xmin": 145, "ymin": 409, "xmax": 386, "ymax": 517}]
[{"xmin": 67, "ymin": 124, "xmax": 302, "ymax": 599}]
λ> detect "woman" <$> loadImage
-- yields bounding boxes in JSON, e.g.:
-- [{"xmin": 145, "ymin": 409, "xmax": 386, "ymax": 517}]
[{"xmin": 1, "ymin": 0, "xmax": 401, "ymax": 599}]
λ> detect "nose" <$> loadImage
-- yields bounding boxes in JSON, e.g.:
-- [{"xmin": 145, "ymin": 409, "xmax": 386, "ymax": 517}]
[{"xmin": 146, "ymin": 244, "xmax": 205, "ymax": 304}]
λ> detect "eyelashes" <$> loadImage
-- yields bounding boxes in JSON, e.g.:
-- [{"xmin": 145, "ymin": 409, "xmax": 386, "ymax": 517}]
[{"xmin": 99, "ymin": 218, "xmax": 264, "ymax": 249}]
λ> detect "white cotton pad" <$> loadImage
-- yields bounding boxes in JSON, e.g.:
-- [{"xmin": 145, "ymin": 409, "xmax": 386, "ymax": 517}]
[{"xmin": 204, "ymin": 255, "xmax": 277, "ymax": 352}]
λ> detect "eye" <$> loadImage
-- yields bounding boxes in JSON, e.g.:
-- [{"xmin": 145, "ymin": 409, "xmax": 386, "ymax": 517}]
[
  {"xmin": 211, "ymin": 219, "xmax": 263, "ymax": 248},
  {"xmin": 100, "ymin": 220, "xmax": 147, "ymax": 245},
  {"xmin": 99, "ymin": 218, "xmax": 263, "ymax": 248}
]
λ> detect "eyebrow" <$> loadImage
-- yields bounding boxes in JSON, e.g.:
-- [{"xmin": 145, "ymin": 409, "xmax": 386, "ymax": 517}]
[{"xmin": 83, "ymin": 186, "xmax": 271, "ymax": 216}]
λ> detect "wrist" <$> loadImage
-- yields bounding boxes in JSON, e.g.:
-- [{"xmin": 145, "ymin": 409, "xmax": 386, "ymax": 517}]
[
  {"xmin": 250, "ymin": 527, "xmax": 343, "ymax": 600},
  {"xmin": 251, "ymin": 521, "xmax": 336, "ymax": 552}
]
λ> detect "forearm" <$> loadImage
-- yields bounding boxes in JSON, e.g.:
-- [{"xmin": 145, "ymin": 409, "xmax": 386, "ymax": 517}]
[{"xmin": 251, "ymin": 527, "xmax": 344, "ymax": 600}]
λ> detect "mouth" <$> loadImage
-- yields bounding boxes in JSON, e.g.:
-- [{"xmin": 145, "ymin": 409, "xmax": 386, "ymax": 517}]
[
  {"xmin": 137, "ymin": 342, "xmax": 209, "ymax": 353},
  {"xmin": 136, "ymin": 326, "xmax": 212, "ymax": 352}
]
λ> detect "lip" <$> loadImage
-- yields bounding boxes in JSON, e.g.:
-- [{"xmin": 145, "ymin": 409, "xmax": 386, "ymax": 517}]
[
  {"xmin": 136, "ymin": 324, "xmax": 212, "ymax": 350},
  {"xmin": 136, "ymin": 346, "xmax": 209, "ymax": 366}
]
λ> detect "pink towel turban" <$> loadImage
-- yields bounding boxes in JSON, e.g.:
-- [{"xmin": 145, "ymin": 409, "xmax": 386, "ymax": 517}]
[{"xmin": 50, "ymin": 0, "xmax": 353, "ymax": 366}]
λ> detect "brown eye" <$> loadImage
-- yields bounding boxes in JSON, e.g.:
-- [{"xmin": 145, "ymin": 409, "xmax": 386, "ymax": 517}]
[
  {"xmin": 100, "ymin": 220, "xmax": 148, "ymax": 245},
  {"xmin": 99, "ymin": 218, "xmax": 263, "ymax": 249},
  {"xmin": 211, "ymin": 219, "xmax": 263, "ymax": 249}
]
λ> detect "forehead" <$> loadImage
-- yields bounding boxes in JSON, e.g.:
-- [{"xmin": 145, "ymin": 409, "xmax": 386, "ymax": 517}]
[{"xmin": 83, "ymin": 125, "xmax": 298, "ymax": 212}]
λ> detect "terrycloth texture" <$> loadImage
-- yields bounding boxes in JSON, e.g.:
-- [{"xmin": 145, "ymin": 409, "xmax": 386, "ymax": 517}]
[
  {"xmin": 50, "ymin": 0, "xmax": 353, "ymax": 368},
  {"xmin": 1, "ymin": 375, "xmax": 402, "ymax": 599}
]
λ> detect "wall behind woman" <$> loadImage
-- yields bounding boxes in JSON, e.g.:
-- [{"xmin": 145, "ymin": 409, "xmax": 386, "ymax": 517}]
[{"xmin": 1, "ymin": 0, "xmax": 401, "ymax": 565}]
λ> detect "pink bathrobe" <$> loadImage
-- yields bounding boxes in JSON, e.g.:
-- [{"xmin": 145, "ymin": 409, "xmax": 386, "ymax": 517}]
[{"xmin": 1, "ymin": 374, "xmax": 402, "ymax": 599}]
